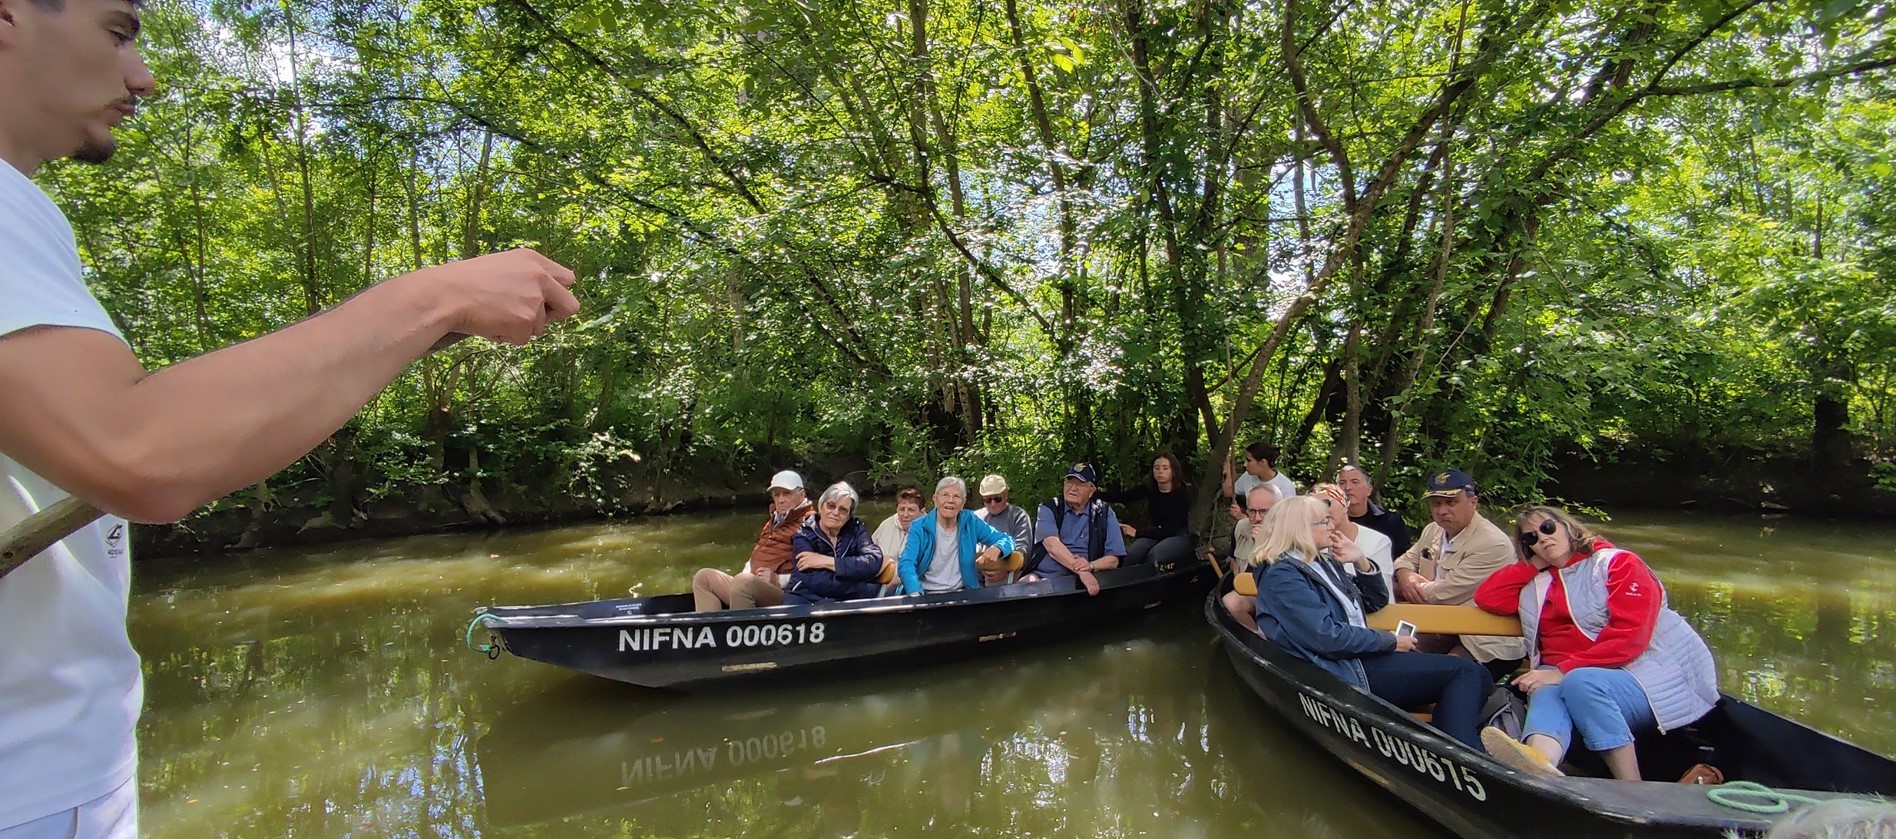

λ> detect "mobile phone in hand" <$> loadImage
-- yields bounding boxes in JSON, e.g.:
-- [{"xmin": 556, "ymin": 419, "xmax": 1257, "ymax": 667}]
[{"xmin": 1395, "ymin": 620, "xmax": 1417, "ymax": 639}]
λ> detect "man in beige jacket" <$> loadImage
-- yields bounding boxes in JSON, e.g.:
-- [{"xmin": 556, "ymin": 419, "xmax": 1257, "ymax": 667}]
[{"xmin": 1392, "ymin": 469, "xmax": 1526, "ymax": 678}]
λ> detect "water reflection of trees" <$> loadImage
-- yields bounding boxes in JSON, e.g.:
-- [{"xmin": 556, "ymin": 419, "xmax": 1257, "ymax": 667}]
[{"xmin": 1671, "ymin": 585, "xmax": 1896, "ymax": 755}]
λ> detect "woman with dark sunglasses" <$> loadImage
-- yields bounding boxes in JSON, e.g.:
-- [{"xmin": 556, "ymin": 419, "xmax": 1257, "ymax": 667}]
[{"xmin": 1472, "ymin": 506, "xmax": 1719, "ymax": 780}]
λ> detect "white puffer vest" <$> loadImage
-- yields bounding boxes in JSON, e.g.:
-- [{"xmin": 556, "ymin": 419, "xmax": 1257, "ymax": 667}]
[{"xmin": 1518, "ymin": 548, "xmax": 1720, "ymax": 732}]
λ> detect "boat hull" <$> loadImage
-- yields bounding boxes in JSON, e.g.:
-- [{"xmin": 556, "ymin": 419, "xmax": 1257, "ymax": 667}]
[
  {"xmin": 1204, "ymin": 587, "xmax": 1891, "ymax": 838},
  {"xmin": 476, "ymin": 561, "xmax": 1214, "ymax": 690}
]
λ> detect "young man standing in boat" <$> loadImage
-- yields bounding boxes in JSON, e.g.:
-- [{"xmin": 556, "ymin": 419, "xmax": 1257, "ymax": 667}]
[
  {"xmin": 691, "ymin": 470, "xmax": 809, "ymax": 611},
  {"xmin": 1022, "ymin": 463, "xmax": 1124, "ymax": 596},
  {"xmin": 0, "ymin": 2, "xmax": 580, "ymax": 834},
  {"xmin": 1221, "ymin": 442, "xmax": 1296, "ymax": 523},
  {"xmin": 1390, "ymin": 469, "xmax": 1527, "ymax": 678}
]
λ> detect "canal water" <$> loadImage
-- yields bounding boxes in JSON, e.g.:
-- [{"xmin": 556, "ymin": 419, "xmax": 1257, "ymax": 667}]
[{"xmin": 128, "ymin": 508, "xmax": 1896, "ymax": 837}]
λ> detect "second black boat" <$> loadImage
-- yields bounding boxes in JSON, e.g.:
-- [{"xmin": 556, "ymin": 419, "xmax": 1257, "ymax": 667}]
[{"xmin": 1206, "ymin": 581, "xmax": 1896, "ymax": 838}]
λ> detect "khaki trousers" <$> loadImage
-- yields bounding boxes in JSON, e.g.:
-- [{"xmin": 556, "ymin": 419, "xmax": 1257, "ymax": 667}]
[{"xmin": 692, "ymin": 568, "xmax": 784, "ymax": 611}]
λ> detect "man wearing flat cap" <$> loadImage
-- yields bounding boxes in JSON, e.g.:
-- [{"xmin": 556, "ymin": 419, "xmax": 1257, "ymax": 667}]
[
  {"xmin": 1024, "ymin": 463, "xmax": 1124, "ymax": 596},
  {"xmin": 1391, "ymin": 469, "xmax": 1526, "ymax": 677},
  {"xmin": 974, "ymin": 474, "xmax": 1033, "ymax": 583}
]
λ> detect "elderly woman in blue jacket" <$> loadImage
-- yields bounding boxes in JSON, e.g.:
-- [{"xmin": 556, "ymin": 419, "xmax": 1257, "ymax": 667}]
[
  {"xmin": 782, "ymin": 482, "xmax": 887, "ymax": 606},
  {"xmin": 1252, "ymin": 495, "xmax": 1492, "ymax": 751},
  {"xmin": 898, "ymin": 476, "xmax": 1018, "ymax": 595}
]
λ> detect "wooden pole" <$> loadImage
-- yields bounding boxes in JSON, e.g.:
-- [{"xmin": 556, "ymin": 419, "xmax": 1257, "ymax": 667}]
[{"xmin": 0, "ymin": 495, "xmax": 105, "ymax": 580}]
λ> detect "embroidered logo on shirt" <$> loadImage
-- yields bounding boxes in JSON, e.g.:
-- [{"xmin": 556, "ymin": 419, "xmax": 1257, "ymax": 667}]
[{"xmin": 1627, "ymin": 581, "xmax": 1643, "ymax": 597}]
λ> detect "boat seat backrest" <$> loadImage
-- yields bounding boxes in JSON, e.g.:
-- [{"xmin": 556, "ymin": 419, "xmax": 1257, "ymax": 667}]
[
  {"xmin": 1366, "ymin": 605, "xmax": 1523, "ymax": 637},
  {"xmin": 1230, "ymin": 576, "xmax": 1523, "ymax": 636},
  {"xmin": 1233, "ymin": 572, "xmax": 1258, "ymax": 597}
]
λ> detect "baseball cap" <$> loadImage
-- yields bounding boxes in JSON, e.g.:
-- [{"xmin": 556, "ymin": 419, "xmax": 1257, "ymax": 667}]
[
  {"xmin": 978, "ymin": 474, "xmax": 1008, "ymax": 496},
  {"xmin": 1424, "ymin": 469, "xmax": 1475, "ymax": 498},
  {"xmin": 768, "ymin": 470, "xmax": 804, "ymax": 491},
  {"xmin": 1063, "ymin": 463, "xmax": 1097, "ymax": 484}
]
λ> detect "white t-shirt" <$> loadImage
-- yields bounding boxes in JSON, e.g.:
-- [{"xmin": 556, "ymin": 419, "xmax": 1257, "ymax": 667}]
[
  {"xmin": 1349, "ymin": 524, "xmax": 1395, "ymax": 598},
  {"xmin": 0, "ymin": 158, "xmax": 142, "ymax": 828},
  {"xmin": 1235, "ymin": 471, "xmax": 1298, "ymax": 504},
  {"xmin": 1265, "ymin": 472, "xmax": 1298, "ymax": 504},
  {"xmin": 923, "ymin": 522, "xmax": 962, "ymax": 592}
]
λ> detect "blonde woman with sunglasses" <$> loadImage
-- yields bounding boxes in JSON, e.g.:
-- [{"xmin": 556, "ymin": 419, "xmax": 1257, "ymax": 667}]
[{"xmin": 1473, "ymin": 506, "xmax": 1719, "ymax": 780}]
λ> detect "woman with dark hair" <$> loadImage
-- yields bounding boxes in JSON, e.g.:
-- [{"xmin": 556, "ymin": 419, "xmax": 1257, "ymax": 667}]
[
  {"xmin": 1251, "ymin": 496, "xmax": 1494, "ymax": 751},
  {"xmin": 782, "ymin": 482, "xmax": 888, "ymax": 606},
  {"xmin": 1100, "ymin": 452, "xmax": 1194, "ymax": 567},
  {"xmin": 1474, "ymin": 505, "xmax": 1719, "ymax": 780}
]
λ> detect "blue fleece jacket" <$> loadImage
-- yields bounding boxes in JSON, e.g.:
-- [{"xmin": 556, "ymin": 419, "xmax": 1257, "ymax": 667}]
[
  {"xmin": 1252, "ymin": 550, "xmax": 1395, "ymax": 688},
  {"xmin": 897, "ymin": 509, "xmax": 1016, "ymax": 595},
  {"xmin": 782, "ymin": 515, "xmax": 885, "ymax": 604}
]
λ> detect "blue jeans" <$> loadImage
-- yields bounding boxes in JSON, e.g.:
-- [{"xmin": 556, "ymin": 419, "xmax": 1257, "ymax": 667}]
[
  {"xmin": 1362, "ymin": 651, "xmax": 1492, "ymax": 751},
  {"xmin": 1523, "ymin": 667, "xmax": 1655, "ymax": 753}
]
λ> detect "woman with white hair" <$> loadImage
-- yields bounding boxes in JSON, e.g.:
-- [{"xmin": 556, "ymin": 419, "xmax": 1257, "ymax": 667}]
[
  {"xmin": 782, "ymin": 482, "xmax": 887, "ymax": 606},
  {"xmin": 897, "ymin": 476, "xmax": 1018, "ymax": 595}
]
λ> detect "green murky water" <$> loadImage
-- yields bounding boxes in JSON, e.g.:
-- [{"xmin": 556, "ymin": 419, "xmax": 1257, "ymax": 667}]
[{"xmin": 129, "ymin": 508, "xmax": 1896, "ymax": 837}]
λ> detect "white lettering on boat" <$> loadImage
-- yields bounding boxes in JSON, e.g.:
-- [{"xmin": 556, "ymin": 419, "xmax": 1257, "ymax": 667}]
[
  {"xmin": 617, "ymin": 626, "xmax": 717, "ymax": 651},
  {"xmin": 1298, "ymin": 691, "xmax": 1488, "ymax": 802},
  {"xmin": 1297, "ymin": 691, "xmax": 1371, "ymax": 747},
  {"xmin": 615, "ymin": 622, "xmax": 827, "ymax": 653}
]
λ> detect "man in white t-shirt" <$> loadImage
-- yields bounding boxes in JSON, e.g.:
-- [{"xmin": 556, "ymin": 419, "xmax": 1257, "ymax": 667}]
[
  {"xmin": 1222, "ymin": 441, "xmax": 1296, "ymax": 522},
  {"xmin": 0, "ymin": 4, "xmax": 581, "ymax": 834}
]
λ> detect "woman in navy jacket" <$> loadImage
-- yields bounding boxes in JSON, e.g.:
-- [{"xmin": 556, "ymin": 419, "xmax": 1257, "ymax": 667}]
[
  {"xmin": 1252, "ymin": 495, "xmax": 1492, "ymax": 751},
  {"xmin": 782, "ymin": 482, "xmax": 887, "ymax": 606}
]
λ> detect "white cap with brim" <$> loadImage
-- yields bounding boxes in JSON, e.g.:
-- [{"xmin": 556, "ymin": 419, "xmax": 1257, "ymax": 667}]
[{"xmin": 769, "ymin": 470, "xmax": 804, "ymax": 491}]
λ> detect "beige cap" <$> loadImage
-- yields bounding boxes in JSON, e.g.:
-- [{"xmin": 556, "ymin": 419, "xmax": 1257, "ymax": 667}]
[{"xmin": 978, "ymin": 474, "xmax": 1008, "ymax": 496}]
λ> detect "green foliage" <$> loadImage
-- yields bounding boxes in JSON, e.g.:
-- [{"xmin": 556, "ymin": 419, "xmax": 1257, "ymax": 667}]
[{"xmin": 36, "ymin": 0, "xmax": 1896, "ymax": 525}]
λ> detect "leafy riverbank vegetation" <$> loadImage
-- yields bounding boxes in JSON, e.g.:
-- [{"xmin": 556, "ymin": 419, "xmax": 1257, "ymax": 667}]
[{"xmin": 44, "ymin": 0, "xmax": 1896, "ymax": 551}]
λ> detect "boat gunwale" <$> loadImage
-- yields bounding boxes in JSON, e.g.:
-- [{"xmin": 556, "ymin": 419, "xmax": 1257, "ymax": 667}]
[{"xmin": 476, "ymin": 562, "xmax": 1194, "ymax": 628}]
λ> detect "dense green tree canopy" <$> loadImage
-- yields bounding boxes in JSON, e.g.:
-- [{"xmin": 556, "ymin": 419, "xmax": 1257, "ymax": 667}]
[{"xmin": 39, "ymin": 0, "xmax": 1896, "ymax": 531}]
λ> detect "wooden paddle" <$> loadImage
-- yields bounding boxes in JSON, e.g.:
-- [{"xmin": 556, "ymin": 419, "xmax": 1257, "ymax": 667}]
[{"xmin": 0, "ymin": 494, "xmax": 105, "ymax": 581}]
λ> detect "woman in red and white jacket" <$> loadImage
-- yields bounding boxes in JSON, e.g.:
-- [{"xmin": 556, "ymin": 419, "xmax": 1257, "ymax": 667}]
[{"xmin": 1472, "ymin": 506, "xmax": 1718, "ymax": 780}]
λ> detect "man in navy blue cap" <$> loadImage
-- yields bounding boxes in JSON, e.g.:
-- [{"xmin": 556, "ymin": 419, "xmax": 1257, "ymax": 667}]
[
  {"xmin": 1391, "ymin": 468, "xmax": 1525, "ymax": 678},
  {"xmin": 1023, "ymin": 463, "xmax": 1125, "ymax": 596}
]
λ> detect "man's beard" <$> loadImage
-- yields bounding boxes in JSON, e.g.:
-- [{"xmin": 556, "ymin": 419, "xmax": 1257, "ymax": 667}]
[{"xmin": 72, "ymin": 136, "xmax": 117, "ymax": 164}]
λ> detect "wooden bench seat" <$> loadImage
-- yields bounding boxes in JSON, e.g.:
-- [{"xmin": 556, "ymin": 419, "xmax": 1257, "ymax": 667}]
[{"xmin": 1229, "ymin": 574, "xmax": 1523, "ymax": 637}]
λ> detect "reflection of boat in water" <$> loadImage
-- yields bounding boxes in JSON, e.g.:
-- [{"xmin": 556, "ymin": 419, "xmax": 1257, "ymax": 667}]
[
  {"xmin": 475, "ymin": 628, "xmax": 1182, "ymax": 832},
  {"xmin": 1206, "ymin": 582, "xmax": 1896, "ymax": 838},
  {"xmin": 471, "ymin": 560, "xmax": 1214, "ymax": 690}
]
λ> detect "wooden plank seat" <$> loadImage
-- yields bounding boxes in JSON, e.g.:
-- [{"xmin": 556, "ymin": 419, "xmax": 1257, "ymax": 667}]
[{"xmin": 1229, "ymin": 574, "xmax": 1523, "ymax": 637}]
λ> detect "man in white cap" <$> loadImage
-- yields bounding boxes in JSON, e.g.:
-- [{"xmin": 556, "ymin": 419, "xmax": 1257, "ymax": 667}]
[
  {"xmin": 973, "ymin": 474, "xmax": 1033, "ymax": 582},
  {"xmin": 692, "ymin": 470, "xmax": 810, "ymax": 611}
]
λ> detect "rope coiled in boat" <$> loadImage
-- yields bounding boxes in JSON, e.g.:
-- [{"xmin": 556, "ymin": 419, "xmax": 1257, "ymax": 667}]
[{"xmin": 1706, "ymin": 781, "xmax": 1825, "ymax": 815}]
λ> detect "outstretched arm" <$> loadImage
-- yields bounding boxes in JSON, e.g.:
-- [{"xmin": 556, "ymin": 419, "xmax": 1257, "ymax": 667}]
[{"xmin": 0, "ymin": 250, "xmax": 577, "ymax": 522}]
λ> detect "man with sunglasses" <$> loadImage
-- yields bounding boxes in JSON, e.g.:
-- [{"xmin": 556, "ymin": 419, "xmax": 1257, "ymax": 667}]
[
  {"xmin": 1390, "ymin": 469, "xmax": 1526, "ymax": 678},
  {"xmin": 973, "ymin": 474, "xmax": 1032, "ymax": 583}
]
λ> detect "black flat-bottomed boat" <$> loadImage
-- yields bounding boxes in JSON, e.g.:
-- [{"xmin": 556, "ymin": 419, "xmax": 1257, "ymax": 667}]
[
  {"xmin": 470, "ymin": 560, "xmax": 1213, "ymax": 690},
  {"xmin": 1206, "ymin": 582, "xmax": 1896, "ymax": 838}
]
